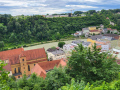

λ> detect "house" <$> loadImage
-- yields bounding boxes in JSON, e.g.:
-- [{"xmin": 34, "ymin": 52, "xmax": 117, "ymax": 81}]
[
  {"xmin": 110, "ymin": 21, "xmax": 115, "ymax": 26},
  {"xmin": 87, "ymin": 35, "xmax": 103, "ymax": 44},
  {"xmin": 103, "ymin": 34, "xmax": 119, "ymax": 39},
  {"xmin": 53, "ymin": 15, "xmax": 60, "ymax": 17},
  {"xmin": 72, "ymin": 40, "xmax": 92, "ymax": 48},
  {"xmin": 110, "ymin": 29, "xmax": 118, "ymax": 34},
  {"xmin": 82, "ymin": 42, "xmax": 92, "ymax": 48},
  {"xmin": 100, "ymin": 24, "xmax": 104, "ymax": 28},
  {"xmin": 102, "ymin": 28, "xmax": 108, "ymax": 34},
  {"xmin": 81, "ymin": 14, "xmax": 86, "ymax": 16},
  {"xmin": 85, "ymin": 32, "xmax": 90, "ymax": 38},
  {"xmin": 95, "ymin": 40, "xmax": 110, "ymax": 51},
  {"xmin": 46, "ymin": 15, "xmax": 54, "ymax": 18},
  {"xmin": 82, "ymin": 28, "xmax": 89, "ymax": 34},
  {"xmin": 60, "ymin": 15, "xmax": 68, "ymax": 17},
  {"xmin": 0, "ymin": 48, "xmax": 48, "ymax": 79},
  {"xmin": 47, "ymin": 48, "xmax": 66, "ymax": 61},
  {"xmin": 31, "ymin": 59, "xmax": 67, "ymax": 79},
  {"xmin": 63, "ymin": 44, "xmax": 77, "ymax": 52},
  {"xmin": 100, "ymin": 36, "xmax": 118, "ymax": 48},
  {"xmin": 89, "ymin": 30, "xmax": 101, "ymax": 35},
  {"xmin": 74, "ymin": 33, "xmax": 79, "ymax": 37},
  {"xmin": 76, "ymin": 31, "xmax": 83, "ymax": 35},
  {"xmin": 88, "ymin": 26, "xmax": 96, "ymax": 31}
]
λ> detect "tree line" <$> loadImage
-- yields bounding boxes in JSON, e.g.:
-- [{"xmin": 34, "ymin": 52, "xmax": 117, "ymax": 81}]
[{"xmin": 0, "ymin": 14, "xmax": 105, "ymax": 49}]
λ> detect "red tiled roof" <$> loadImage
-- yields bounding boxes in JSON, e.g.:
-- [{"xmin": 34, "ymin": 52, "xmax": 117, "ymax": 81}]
[
  {"xmin": 38, "ymin": 59, "xmax": 61, "ymax": 70},
  {"xmin": 20, "ymin": 48, "xmax": 47, "ymax": 61},
  {"xmin": 3, "ymin": 63, "xmax": 11, "ymax": 71},
  {"xmin": 90, "ymin": 30, "xmax": 100, "ymax": 32},
  {"xmin": 0, "ymin": 48, "xmax": 24, "ymax": 60},
  {"xmin": 0, "ymin": 48, "xmax": 24, "ymax": 71},
  {"xmin": 107, "ymin": 28, "xmax": 111, "ymax": 30},
  {"xmin": 74, "ymin": 33, "xmax": 79, "ymax": 35},
  {"xmin": 32, "ymin": 59, "xmax": 67, "ymax": 78}
]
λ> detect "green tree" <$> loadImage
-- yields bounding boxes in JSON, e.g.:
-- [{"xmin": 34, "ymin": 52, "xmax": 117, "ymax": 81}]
[
  {"xmin": 0, "ymin": 60, "xmax": 10, "ymax": 90},
  {"xmin": 0, "ymin": 41, "xmax": 4, "ymax": 51},
  {"xmin": 67, "ymin": 44, "xmax": 120, "ymax": 83},
  {"xmin": 58, "ymin": 42, "xmax": 65, "ymax": 48},
  {"xmin": 59, "ymin": 78, "xmax": 86, "ymax": 90},
  {"xmin": 45, "ymin": 67, "xmax": 70, "ymax": 90}
]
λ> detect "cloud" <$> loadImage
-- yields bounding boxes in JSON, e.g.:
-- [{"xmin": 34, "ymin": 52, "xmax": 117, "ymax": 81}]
[
  {"xmin": 0, "ymin": 0, "xmax": 120, "ymax": 16},
  {"xmin": 65, "ymin": 5, "xmax": 98, "ymax": 8}
]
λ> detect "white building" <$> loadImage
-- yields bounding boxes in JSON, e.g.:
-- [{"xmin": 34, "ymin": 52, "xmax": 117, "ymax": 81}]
[{"xmin": 63, "ymin": 44, "xmax": 78, "ymax": 51}]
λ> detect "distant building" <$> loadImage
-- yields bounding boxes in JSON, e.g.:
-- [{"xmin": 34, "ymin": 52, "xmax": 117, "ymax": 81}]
[
  {"xmin": 63, "ymin": 44, "xmax": 77, "ymax": 51},
  {"xmin": 46, "ymin": 15, "xmax": 54, "ymax": 18},
  {"xmin": 81, "ymin": 14, "xmax": 86, "ymax": 16},
  {"xmin": 110, "ymin": 21, "xmax": 115, "ymax": 26},
  {"xmin": 100, "ymin": 24, "xmax": 104, "ymax": 28},
  {"xmin": 73, "ymin": 31, "xmax": 83, "ymax": 37},
  {"xmin": 47, "ymin": 48, "xmax": 66, "ymax": 60},
  {"xmin": 72, "ymin": 40, "xmax": 92, "ymax": 48},
  {"xmin": 89, "ymin": 30, "xmax": 101, "ymax": 35},
  {"xmin": 60, "ymin": 15, "xmax": 68, "ymax": 17},
  {"xmin": 82, "ymin": 28, "xmax": 89, "ymax": 34},
  {"xmin": 102, "ymin": 28, "xmax": 108, "ymax": 34},
  {"xmin": 88, "ymin": 26, "xmax": 96, "ymax": 31}
]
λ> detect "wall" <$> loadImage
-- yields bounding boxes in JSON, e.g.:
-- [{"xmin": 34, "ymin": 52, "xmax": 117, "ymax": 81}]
[
  {"xmin": 83, "ymin": 30, "xmax": 89, "ymax": 34},
  {"xmin": 11, "ymin": 57, "xmax": 47, "ymax": 79},
  {"xmin": 87, "ymin": 38, "xmax": 96, "ymax": 44},
  {"xmin": 90, "ymin": 32, "xmax": 100, "ymax": 35},
  {"xmin": 47, "ymin": 52, "xmax": 66, "ymax": 60},
  {"xmin": 89, "ymin": 27, "xmax": 96, "ymax": 30}
]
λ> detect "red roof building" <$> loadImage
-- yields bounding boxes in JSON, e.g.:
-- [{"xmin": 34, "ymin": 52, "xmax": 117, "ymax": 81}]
[
  {"xmin": 31, "ymin": 59, "xmax": 67, "ymax": 79},
  {"xmin": 0, "ymin": 47, "xmax": 48, "ymax": 79}
]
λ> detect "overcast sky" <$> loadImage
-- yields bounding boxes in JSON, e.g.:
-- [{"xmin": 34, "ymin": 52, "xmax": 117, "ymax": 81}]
[{"xmin": 0, "ymin": 0, "xmax": 120, "ymax": 16}]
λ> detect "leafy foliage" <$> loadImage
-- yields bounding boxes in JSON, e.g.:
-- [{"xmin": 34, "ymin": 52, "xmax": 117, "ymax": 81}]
[
  {"xmin": 58, "ymin": 42, "xmax": 65, "ymax": 48},
  {"xmin": 66, "ymin": 44, "xmax": 120, "ymax": 83},
  {"xmin": 45, "ymin": 67, "xmax": 70, "ymax": 90}
]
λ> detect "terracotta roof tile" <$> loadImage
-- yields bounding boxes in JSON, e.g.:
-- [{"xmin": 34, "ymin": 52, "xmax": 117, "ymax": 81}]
[
  {"xmin": 0, "ymin": 48, "xmax": 24, "ymax": 60},
  {"xmin": 90, "ymin": 30, "xmax": 100, "ymax": 32},
  {"xmin": 3, "ymin": 63, "xmax": 11, "ymax": 71},
  {"xmin": 20, "ymin": 48, "xmax": 47, "ymax": 61},
  {"xmin": 32, "ymin": 59, "xmax": 67, "ymax": 78}
]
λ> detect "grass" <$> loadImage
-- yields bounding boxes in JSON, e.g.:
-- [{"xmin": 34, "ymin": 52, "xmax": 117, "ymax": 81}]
[{"xmin": 3, "ymin": 36, "xmax": 87, "ymax": 51}]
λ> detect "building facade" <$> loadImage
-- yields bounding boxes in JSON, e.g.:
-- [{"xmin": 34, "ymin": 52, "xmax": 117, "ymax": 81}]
[{"xmin": 0, "ymin": 48, "xmax": 48, "ymax": 79}]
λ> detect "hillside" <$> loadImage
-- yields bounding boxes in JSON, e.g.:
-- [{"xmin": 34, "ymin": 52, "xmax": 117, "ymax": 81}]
[{"xmin": 0, "ymin": 14, "xmax": 107, "ymax": 48}]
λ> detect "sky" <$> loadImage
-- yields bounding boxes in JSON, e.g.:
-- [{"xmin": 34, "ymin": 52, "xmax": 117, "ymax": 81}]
[{"xmin": 0, "ymin": 0, "xmax": 120, "ymax": 16}]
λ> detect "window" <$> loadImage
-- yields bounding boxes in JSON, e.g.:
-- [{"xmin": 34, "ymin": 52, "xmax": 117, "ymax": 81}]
[
  {"xmin": 24, "ymin": 67, "xmax": 25, "ymax": 69},
  {"xmin": 22, "ymin": 59, "xmax": 24, "ymax": 61},
  {"xmin": 14, "ymin": 68, "xmax": 16, "ymax": 74},
  {"xmin": 18, "ymin": 67, "xmax": 20, "ymax": 73},
  {"xmin": 28, "ymin": 65, "xmax": 30, "ymax": 71},
  {"xmin": 18, "ymin": 76, "xmax": 20, "ymax": 78},
  {"xmin": 23, "ymin": 64, "xmax": 24, "ymax": 65},
  {"xmin": 34, "ymin": 64, "xmax": 36, "ymax": 66}
]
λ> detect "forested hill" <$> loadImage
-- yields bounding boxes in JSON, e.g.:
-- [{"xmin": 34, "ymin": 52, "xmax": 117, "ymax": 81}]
[{"xmin": 0, "ymin": 14, "xmax": 108, "ymax": 46}]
